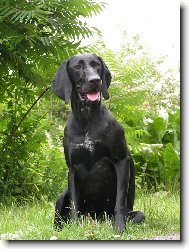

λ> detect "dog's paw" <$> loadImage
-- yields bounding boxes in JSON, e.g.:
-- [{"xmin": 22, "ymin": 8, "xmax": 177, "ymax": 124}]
[
  {"xmin": 115, "ymin": 223, "xmax": 125, "ymax": 234},
  {"xmin": 115, "ymin": 217, "xmax": 126, "ymax": 234},
  {"xmin": 133, "ymin": 211, "xmax": 145, "ymax": 224}
]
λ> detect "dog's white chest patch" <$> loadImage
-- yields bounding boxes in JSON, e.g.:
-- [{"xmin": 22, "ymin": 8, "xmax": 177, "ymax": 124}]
[
  {"xmin": 84, "ymin": 133, "xmax": 94, "ymax": 152},
  {"xmin": 73, "ymin": 132, "xmax": 100, "ymax": 153}
]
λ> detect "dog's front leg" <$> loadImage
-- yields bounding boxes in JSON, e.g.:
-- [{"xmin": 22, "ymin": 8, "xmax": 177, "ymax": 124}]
[
  {"xmin": 114, "ymin": 156, "xmax": 130, "ymax": 233},
  {"xmin": 68, "ymin": 166, "xmax": 79, "ymax": 221}
]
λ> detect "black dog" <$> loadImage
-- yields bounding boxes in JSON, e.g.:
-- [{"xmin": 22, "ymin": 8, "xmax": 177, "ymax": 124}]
[{"xmin": 52, "ymin": 53, "xmax": 144, "ymax": 233}]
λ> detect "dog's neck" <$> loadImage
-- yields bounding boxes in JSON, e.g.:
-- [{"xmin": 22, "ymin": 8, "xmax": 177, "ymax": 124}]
[{"xmin": 71, "ymin": 92, "xmax": 101, "ymax": 131}]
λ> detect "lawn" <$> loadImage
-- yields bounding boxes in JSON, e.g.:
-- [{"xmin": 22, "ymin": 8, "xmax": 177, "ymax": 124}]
[{"xmin": 0, "ymin": 190, "xmax": 180, "ymax": 240}]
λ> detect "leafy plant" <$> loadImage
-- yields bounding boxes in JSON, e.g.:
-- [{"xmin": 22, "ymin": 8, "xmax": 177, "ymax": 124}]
[
  {"xmin": 91, "ymin": 35, "xmax": 180, "ymax": 191},
  {"xmin": 0, "ymin": 0, "xmax": 106, "ymax": 202}
]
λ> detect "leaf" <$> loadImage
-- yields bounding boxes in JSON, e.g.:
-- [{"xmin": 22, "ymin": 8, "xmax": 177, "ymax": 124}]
[
  {"xmin": 0, "ymin": 7, "xmax": 15, "ymax": 17},
  {"xmin": 163, "ymin": 143, "xmax": 180, "ymax": 177},
  {"xmin": 152, "ymin": 117, "xmax": 167, "ymax": 141}
]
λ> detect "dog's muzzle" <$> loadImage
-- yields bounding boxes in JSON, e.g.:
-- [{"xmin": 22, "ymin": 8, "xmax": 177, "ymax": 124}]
[{"xmin": 76, "ymin": 78, "xmax": 101, "ymax": 103}]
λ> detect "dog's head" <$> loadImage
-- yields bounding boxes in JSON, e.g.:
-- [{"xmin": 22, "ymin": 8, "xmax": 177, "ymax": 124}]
[{"xmin": 52, "ymin": 53, "xmax": 111, "ymax": 104}]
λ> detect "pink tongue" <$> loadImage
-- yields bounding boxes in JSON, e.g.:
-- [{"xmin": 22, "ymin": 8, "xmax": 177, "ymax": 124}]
[{"xmin": 86, "ymin": 92, "xmax": 100, "ymax": 101}]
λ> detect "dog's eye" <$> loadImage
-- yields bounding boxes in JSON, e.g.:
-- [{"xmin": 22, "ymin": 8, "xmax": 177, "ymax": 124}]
[
  {"xmin": 75, "ymin": 64, "xmax": 81, "ymax": 69},
  {"xmin": 92, "ymin": 61, "xmax": 100, "ymax": 67}
]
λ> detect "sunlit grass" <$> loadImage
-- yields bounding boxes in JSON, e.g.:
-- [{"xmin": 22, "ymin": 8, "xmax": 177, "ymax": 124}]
[{"xmin": 0, "ymin": 190, "xmax": 180, "ymax": 240}]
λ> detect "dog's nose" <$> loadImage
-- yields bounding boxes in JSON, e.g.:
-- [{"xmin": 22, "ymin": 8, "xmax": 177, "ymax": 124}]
[{"xmin": 88, "ymin": 76, "xmax": 101, "ymax": 84}]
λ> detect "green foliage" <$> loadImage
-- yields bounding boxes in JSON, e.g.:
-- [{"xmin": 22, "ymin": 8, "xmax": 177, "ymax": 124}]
[
  {"xmin": 96, "ymin": 35, "xmax": 180, "ymax": 192},
  {"xmin": 0, "ymin": 0, "xmax": 105, "ymax": 202},
  {"xmin": 106, "ymin": 82, "xmax": 180, "ymax": 191},
  {"xmin": 0, "ymin": 0, "xmax": 105, "ymax": 85},
  {"xmin": 0, "ymin": 94, "xmax": 67, "ymax": 202}
]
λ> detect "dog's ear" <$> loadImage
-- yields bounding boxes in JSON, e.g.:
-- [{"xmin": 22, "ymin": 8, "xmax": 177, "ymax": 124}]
[
  {"xmin": 52, "ymin": 60, "xmax": 72, "ymax": 102},
  {"xmin": 98, "ymin": 56, "xmax": 112, "ymax": 100}
]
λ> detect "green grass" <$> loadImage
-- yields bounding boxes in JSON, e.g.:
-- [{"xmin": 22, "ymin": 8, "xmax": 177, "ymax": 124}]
[{"xmin": 0, "ymin": 190, "xmax": 180, "ymax": 240}]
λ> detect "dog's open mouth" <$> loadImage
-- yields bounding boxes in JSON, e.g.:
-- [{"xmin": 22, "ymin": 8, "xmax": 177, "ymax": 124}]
[
  {"xmin": 86, "ymin": 92, "xmax": 100, "ymax": 101},
  {"xmin": 78, "ymin": 91, "xmax": 100, "ymax": 102}
]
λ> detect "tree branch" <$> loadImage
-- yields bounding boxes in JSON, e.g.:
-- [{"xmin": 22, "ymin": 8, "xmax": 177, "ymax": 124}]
[{"xmin": 0, "ymin": 86, "xmax": 51, "ymax": 152}]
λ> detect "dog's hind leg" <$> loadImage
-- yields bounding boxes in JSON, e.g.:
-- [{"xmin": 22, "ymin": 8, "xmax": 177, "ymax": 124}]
[
  {"xmin": 54, "ymin": 187, "xmax": 70, "ymax": 230},
  {"xmin": 127, "ymin": 210, "xmax": 145, "ymax": 223}
]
